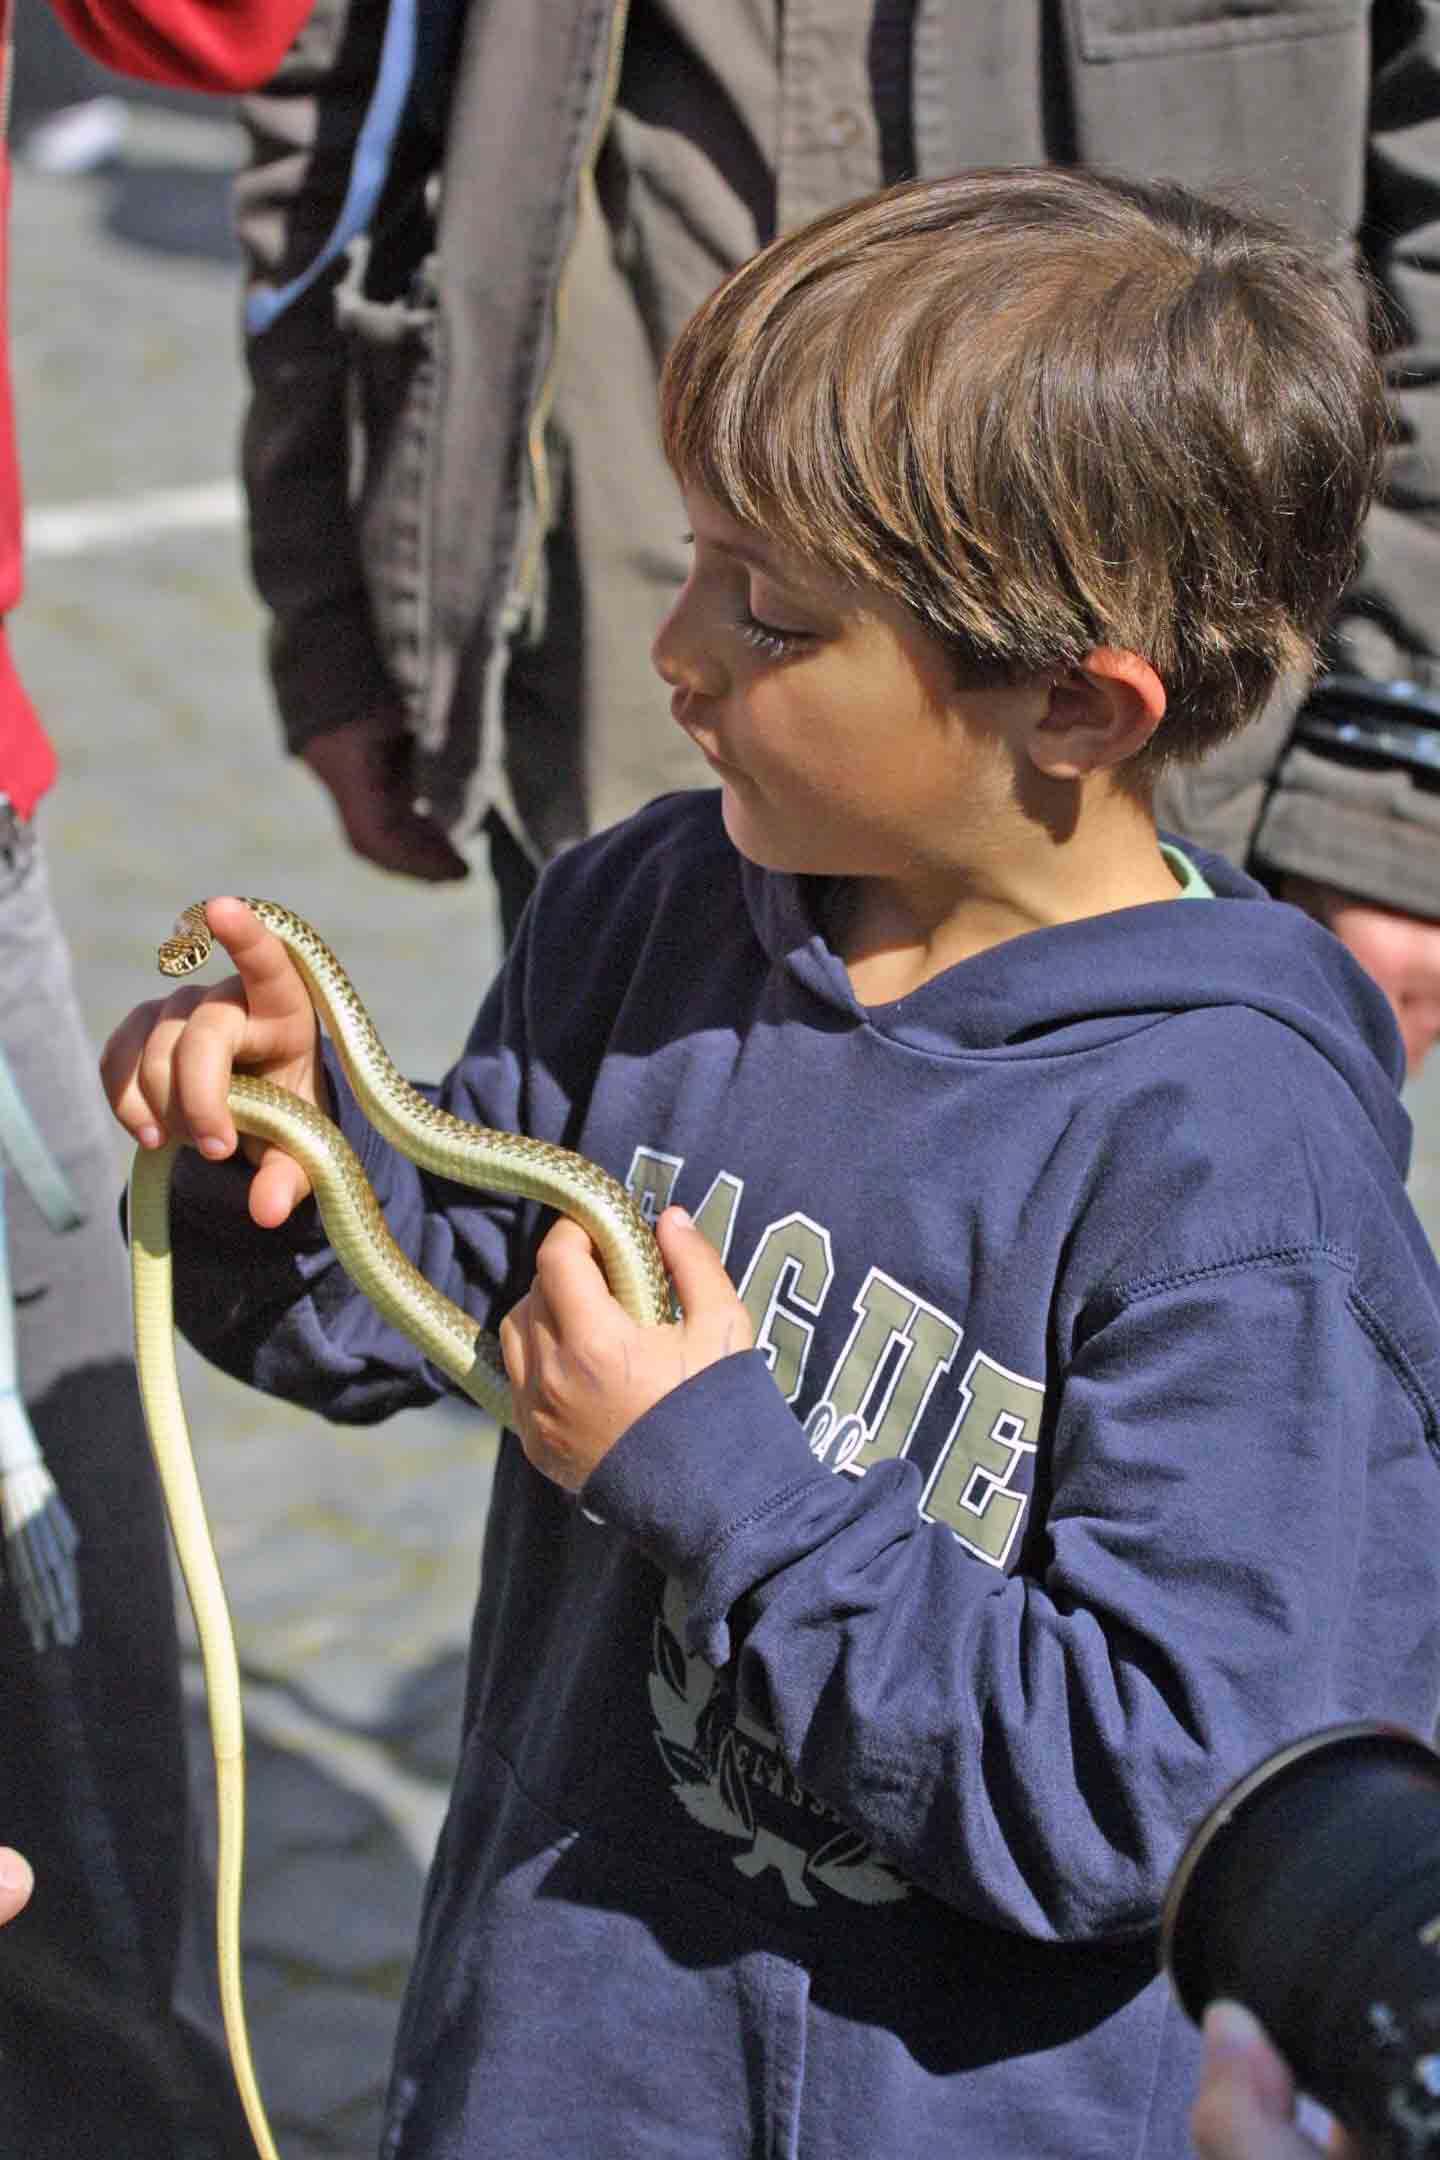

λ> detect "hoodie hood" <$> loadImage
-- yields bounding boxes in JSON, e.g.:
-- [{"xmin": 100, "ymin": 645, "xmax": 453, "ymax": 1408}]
[{"xmin": 739, "ymin": 834, "xmax": 1412, "ymax": 1174}]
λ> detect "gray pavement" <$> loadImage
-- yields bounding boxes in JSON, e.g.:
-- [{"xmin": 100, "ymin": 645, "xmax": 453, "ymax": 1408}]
[
  {"xmin": 12, "ymin": 103, "xmax": 501, "ymax": 2160},
  {"xmin": 8, "ymin": 93, "xmax": 1440, "ymax": 2160}
]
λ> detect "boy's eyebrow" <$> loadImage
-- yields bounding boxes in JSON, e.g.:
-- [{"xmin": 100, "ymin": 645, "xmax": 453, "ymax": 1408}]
[
  {"xmin": 681, "ymin": 524, "xmax": 790, "ymax": 575},
  {"xmin": 709, "ymin": 534, "xmax": 783, "ymax": 572},
  {"xmin": 692, "ymin": 527, "xmax": 824, "ymax": 594}
]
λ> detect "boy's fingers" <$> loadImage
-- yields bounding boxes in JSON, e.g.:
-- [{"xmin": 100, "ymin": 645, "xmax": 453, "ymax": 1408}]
[
  {"xmin": 202, "ymin": 898, "xmax": 315, "ymax": 1036},
  {"xmin": 202, "ymin": 895, "xmax": 277, "ymax": 978},
  {"xmin": 532, "ymin": 1216, "xmax": 613, "ymax": 1325},
  {"xmin": 535, "ymin": 1208, "xmax": 748, "ymax": 1349},
  {"xmin": 123, "ymin": 988, "xmax": 244, "ymax": 1149},
  {"xmin": 499, "ymin": 1280, "xmax": 570, "ymax": 1405},
  {"xmin": 656, "ymin": 1208, "xmax": 750, "ymax": 1334},
  {"xmin": 168, "ymin": 994, "xmax": 257, "ymax": 1158},
  {"xmin": 101, "ymin": 997, "xmax": 173, "ymax": 1140},
  {"xmin": 248, "ymin": 1145, "xmax": 313, "ymax": 1227},
  {"xmin": 497, "ymin": 1301, "xmax": 525, "ymax": 1391},
  {"xmin": 498, "ymin": 1287, "xmax": 542, "ymax": 1394}
]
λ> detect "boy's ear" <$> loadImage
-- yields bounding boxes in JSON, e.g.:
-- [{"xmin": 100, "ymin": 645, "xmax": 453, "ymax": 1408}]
[{"xmin": 1028, "ymin": 649, "xmax": 1166, "ymax": 778}]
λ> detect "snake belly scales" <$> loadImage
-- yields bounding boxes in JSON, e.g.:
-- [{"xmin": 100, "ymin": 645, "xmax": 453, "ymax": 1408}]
[{"xmin": 126, "ymin": 900, "xmax": 669, "ymax": 2160}]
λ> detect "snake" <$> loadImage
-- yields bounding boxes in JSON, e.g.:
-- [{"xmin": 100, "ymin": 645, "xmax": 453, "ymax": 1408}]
[{"xmin": 126, "ymin": 899, "xmax": 669, "ymax": 2160}]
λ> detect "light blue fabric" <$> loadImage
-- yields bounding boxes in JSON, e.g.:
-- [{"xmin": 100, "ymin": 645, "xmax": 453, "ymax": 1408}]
[
  {"xmin": 245, "ymin": 0, "xmax": 419, "ymax": 332},
  {"xmin": 1159, "ymin": 842, "xmax": 1215, "ymax": 900},
  {"xmin": 0, "ymin": 1042, "xmax": 82, "ymax": 1231},
  {"xmin": 0, "ymin": 1160, "xmax": 80, "ymax": 1649},
  {"xmin": 0, "ymin": 1168, "xmax": 35, "ymax": 1461},
  {"xmin": 0, "ymin": 1046, "xmax": 84, "ymax": 1645}
]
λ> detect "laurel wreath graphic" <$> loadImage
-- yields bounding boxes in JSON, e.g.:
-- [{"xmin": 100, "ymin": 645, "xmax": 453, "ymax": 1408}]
[{"xmin": 648, "ymin": 1580, "xmax": 909, "ymax": 1909}]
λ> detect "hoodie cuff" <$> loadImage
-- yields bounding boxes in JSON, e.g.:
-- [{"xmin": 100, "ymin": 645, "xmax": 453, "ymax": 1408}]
[{"xmin": 583, "ymin": 1349, "xmax": 834, "ymax": 1657}]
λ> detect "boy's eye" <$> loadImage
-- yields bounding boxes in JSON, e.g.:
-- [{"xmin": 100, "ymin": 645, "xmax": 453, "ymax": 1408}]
[{"xmin": 737, "ymin": 609, "xmax": 810, "ymax": 660}]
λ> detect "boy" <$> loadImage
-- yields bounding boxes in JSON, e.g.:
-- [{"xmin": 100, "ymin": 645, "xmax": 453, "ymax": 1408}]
[{"xmin": 103, "ymin": 170, "xmax": 1440, "ymax": 2157}]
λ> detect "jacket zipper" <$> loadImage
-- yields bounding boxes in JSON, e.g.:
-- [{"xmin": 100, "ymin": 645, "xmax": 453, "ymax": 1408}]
[{"xmin": 509, "ymin": 0, "xmax": 631, "ymax": 624}]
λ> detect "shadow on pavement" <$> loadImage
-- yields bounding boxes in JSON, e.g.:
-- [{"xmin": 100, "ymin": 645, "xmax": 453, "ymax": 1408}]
[{"xmin": 357, "ymin": 1647, "xmax": 469, "ymax": 1789}]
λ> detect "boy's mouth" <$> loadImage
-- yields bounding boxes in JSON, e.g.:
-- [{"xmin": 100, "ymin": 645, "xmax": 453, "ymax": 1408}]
[{"xmin": 671, "ymin": 693, "xmax": 724, "ymax": 769}]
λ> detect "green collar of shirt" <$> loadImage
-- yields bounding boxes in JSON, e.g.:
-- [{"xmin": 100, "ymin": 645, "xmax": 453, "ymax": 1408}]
[{"xmin": 1161, "ymin": 843, "xmax": 1214, "ymax": 898}]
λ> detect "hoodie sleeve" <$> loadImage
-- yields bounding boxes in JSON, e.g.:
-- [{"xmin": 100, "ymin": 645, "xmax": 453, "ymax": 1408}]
[
  {"xmin": 584, "ymin": 1240, "xmax": 1440, "ymax": 1941},
  {"xmin": 46, "ymin": 0, "xmax": 311, "ymax": 92}
]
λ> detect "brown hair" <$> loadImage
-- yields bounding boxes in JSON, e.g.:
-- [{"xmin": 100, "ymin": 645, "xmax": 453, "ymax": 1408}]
[{"xmin": 659, "ymin": 167, "xmax": 1387, "ymax": 779}]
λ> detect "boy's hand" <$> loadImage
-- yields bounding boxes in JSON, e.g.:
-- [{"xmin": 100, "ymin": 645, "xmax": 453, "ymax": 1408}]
[
  {"xmin": 100, "ymin": 897, "xmax": 323, "ymax": 1228},
  {"xmin": 499, "ymin": 1207, "xmax": 755, "ymax": 1490}
]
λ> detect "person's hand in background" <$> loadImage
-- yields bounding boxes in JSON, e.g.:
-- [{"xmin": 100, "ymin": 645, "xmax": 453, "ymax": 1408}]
[
  {"xmin": 1191, "ymin": 2003, "xmax": 1368, "ymax": 2160},
  {"xmin": 0, "ymin": 1849, "xmax": 33, "ymax": 1927},
  {"xmin": 1281, "ymin": 876, "xmax": 1440, "ymax": 1078},
  {"xmin": 300, "ymin": 710, "xmax": 468, "ymax": 883}
]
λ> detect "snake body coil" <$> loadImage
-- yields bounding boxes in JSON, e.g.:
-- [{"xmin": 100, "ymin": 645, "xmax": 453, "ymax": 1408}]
[{"xmin": 128, "ymin": 900, "xmax": 669, "ymax": 2160}]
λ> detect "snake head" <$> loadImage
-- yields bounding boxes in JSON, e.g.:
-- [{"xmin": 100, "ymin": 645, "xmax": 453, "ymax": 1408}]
[{"xmin": 156, "ymin": 904, "xmax": 215, "ymax": 978}]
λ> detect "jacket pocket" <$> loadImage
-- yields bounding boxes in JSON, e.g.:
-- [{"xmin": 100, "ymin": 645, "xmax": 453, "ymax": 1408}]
[
  {"xmin": 1071, "ymin": 0, "xmax": 1364, "ymax": 61},
  {"xmin": 1062, "ymin": 0, "xmax": 1369, "ymax": 244}
]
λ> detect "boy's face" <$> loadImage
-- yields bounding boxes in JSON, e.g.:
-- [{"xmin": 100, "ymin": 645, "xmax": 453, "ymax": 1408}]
[{"xmin": 653, "ymin": 487, "xmax": 1043, "ymax": 899}]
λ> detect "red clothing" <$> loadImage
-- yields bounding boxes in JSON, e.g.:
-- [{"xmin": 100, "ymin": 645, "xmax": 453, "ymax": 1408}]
[
  {"xmin": 47, "ymin": 0, "xmax": 308, "ymax": 91},
  {"xmin": 0, "ymin": 0, "xmax": 311, "ymax": 813}
]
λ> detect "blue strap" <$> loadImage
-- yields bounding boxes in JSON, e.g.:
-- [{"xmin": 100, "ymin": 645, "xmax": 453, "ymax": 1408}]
[
  {"xmin": 0, "ymin": 1044, "xmax": 83, "ymax": 1233},
  {"xmin": 246, "ymin": 0, "xmax": 420, "ymax": 334},
  {"xmin": 0, "ymin": 1160, "xmax": 81, "ymax": 1649},
  {"xmin": 0, "ymin": 1167, "xmax": 30, "ymax": 1446}
]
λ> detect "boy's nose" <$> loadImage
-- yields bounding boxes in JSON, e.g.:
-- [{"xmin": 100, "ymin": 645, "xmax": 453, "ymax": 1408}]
[{"xmin": 652, "ymin": 598, "xmax": 724, "ymax": 698}]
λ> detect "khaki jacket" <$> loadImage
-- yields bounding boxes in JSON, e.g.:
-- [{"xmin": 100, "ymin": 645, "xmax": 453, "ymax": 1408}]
[{"xmin": 237, "ymin": 0, "xmax": 1438, "ymax": 911}]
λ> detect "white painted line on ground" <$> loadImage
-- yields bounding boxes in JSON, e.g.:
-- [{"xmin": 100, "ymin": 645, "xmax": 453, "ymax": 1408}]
[{"xmin": 24, "ymin": 478, "xmax": 243, "ymax": 559}]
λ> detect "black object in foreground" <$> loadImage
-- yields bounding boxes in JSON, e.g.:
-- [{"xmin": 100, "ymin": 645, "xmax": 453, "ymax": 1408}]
[{"xmin": 1163, "ymin": 1723, "xmax": 1440, "ymax": 2159}]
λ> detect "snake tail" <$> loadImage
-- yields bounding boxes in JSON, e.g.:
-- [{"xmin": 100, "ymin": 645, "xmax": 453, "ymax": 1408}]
[{"xmin": 128, "ymin": 1138, "xmax": 278, "ymax": 2160}]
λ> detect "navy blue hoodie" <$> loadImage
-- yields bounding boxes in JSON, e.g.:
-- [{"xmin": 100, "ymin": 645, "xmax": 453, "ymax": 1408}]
[{"xmin": 168, "ymin": 791, "xmax": 1440, "ymax": 2159}]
